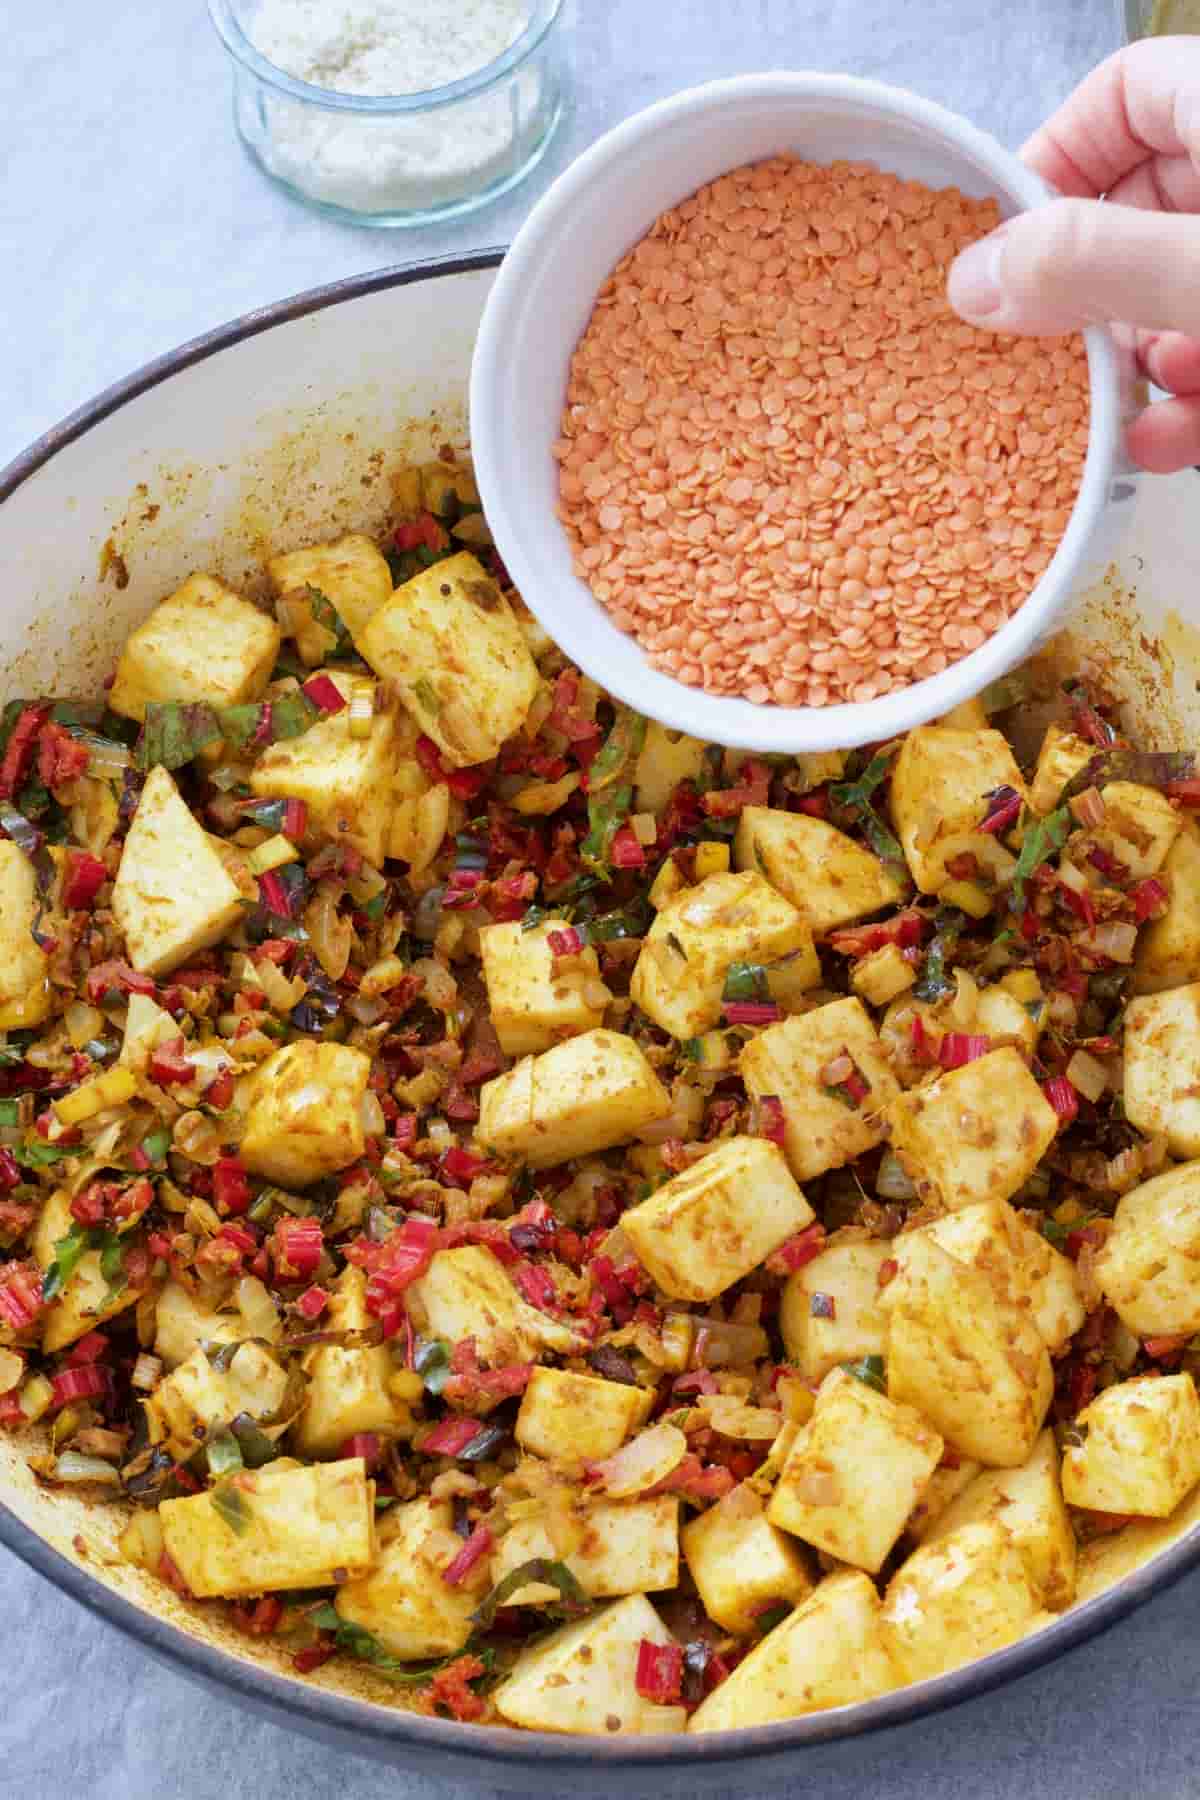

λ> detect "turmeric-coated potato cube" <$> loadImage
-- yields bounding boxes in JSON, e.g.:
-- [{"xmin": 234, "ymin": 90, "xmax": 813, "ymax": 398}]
[
  {"xmin": 687, "ymin": 1570, "xmax": 898, "ymax": 1732},
  {"xmin": 360, "ymin": 552, "xmax": 538, "ymax": 767},
  {"xmin": 1061, "ymin": 1372, "xmax": 1200, "ymax": 1518},
  {"xmin": 906, "ymin": 1459, "xmax": 984, "ymax": 1543},
  {"xmin": 1096, "ymin": 1160, "xmax": 1200, "ymax": 1338},
  {"xmin": 885, "ymin": 1047, "xmax": 1058, "ymax": 1213},
  {"xmin": 1028, "ymin": 723, "xmax": 1094, "ymax": 816},
  {"xmin": 975, "ymin": 979, "xmax": 1043, "ymax": 1058},
  {"xmin": 851, "ymin": 942, "xmax": 916, "ymax": 1008},
  {"xmin": 621, "ymin": 1136, "xmax": 814, "ymax": 1302},
  {"xmin": 634, "ymin": 722, "xmax": 707, "ymax": 815},
  {"xmin": 917, "ymin": 1198, "xmax": 1084, "ymax": 1352},
  {"xmin": 0, "ymin": 841, "xmax": 50, "ymax": 1031},
  {"xmin": 682, "ymin": 1484, "xmax": 813, "ymax": 1635},
  {"xmin": 240, "ymin": 1039, "xmax": 370, "ymax": 1188},
  {"xmin": 159, "ymin": 1458, "xmax": 374, "ymax": 1599},
  {"xmin": 1124, "ymin": 983, "xmax": 1200, "ymax": 1159},
  {"xmin": 295, "ymin": 1267, "xmax": 414, "ymax": 1457},
  {"xmin": 515, "ymin": 1367, "xmax": 652, "ymax": 1465},
  {"xmin": 922, "ymin": 1429, "xmax": 1076, "ymax": 1609},
  {"xmin": 478, "ymin": 1029, "xmax": 670, "ymax": 1168},
  {"xmin": 740, "ymin": 998, "xmax": 900, "ymax": 1183},
  {"xmin": 630, "ymin": 870, "xmax": 817, "ymax": 1041},
  {"xmin": 408, "ymin": 1245, "xmax": 583, "ymax": 1364},
  {"xmin": 112, "ymin": 766, "xmax": 247, "ymax": 977},
  {"xmin": 145, "ymin": 1342, "xmax": 288, "ymax": 1460},
  {"xmin": 152, "ymin": 1279, "xmax": 240, "ymax": 1368},
  {"xmin": 250, "ymin": 670, "xmax": 397, "ymax": 868},
  {"xmin": 109, "ymin": 574, "xmax": 280, "ymax": 724},
  {"xmin": 733, "ymin": 808, "xmax": 908, "ymax": 937},
  {"xmin": 1134, "ymin": 823, "xmax": 1200, "ymax": 996},
  {"xmin": 480, "ymin": 919, "xmax": 610, "ymax": 1057},
  {"xmin": 890, "ymin": 726, "xmax": 1027, "ymax": 892},
  {"xmin": 1089, "ymin": 781, "xmax": 1183, "ymax": 883},
  {"xmin": 492, "ymin": 1497, "xmax": 679, "ymax": 1602},
  {"xmin": 32, "ymin": 1188, "xmax": 141, "ymax": 1352},
  {"xmin": 883, "ymin": 1236, "xmax": 1053, "ymax": 1467},
  {"xmin": 880, "ymin": 1520, "xmax": 1040, "ymax": 1683},
  {"xmin": 769, "ymin": 1368, "xmax": 942, "ymax": 1572},
  {"xmin": 267, "ymin": 532, "xmax": 393, "ymax": 653},
  {"xmin": 335, "ymin": 1496, "xmax": 485, "ymax": 1658},
  {"xmin": 494, "ymin": 1594, "xmax": 687, "ymax": 1736},
  {"xmin": 778, "ymin": 1238, "xmax": 893, "ymax": 1382}
]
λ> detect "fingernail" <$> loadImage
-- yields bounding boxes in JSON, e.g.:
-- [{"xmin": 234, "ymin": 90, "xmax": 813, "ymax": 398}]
[{"xmin": 948, "ymin": 230, "xmax": 1008, "ymax": 322}]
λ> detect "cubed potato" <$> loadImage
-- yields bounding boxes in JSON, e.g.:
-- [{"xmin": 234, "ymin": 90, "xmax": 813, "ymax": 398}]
[
  {"xmin": 1134, "ymin": 823, "xmax": 1200, "ymax": 996},
  {"xmin": 32, "ymin": 1188, "xmax": 142, "ymax": 1353},
  {"xmin": 387, "ymin": 765, "xmax": 449, "ymax": 872},
  {"xmin": 740, "ymin": 998, "xmax": 900, "ymax": 1183},
  {"xmin": 240, "ymin": 1040, "xmax": 370, "ymax": 1188},
  {"xmin": 883, "ymin": 1235, "xmax": 1053, "ymax": 1467},
  {"xmin": 851, "ymin": 942, "xmax": 916, "ymax": 1008},
  {"xmin": 890, "ymin": 726, "xmax": 1027, "ymax": 892},
  {"xmin": 515, "ymin": 1367, "xmax": 652, "ymax": 1465},
  {"xmin": 880, "ymin": 1520, "xmax": 1040, "ymax": 1683},
  {"xmin": 885, "ymin": 1048, "xmax": 1058, "ymax": 1213},
  {"xmin": 733, "ymin": 808, "xmax": 908, "ymax": 936},
  {"xmin": 975, "ymin": 981, "xmax": 1042, "ymax": 1057},
  {"xmin": 494, "ymin": 1594, "xmax": 687, "ymax": 1735},
  {"xmin": 112, "ymin": 766, "xmax": 247, "ymax": 977},
  {"xmin": 479, "ymin": 919, "xmax": 610, "ymax": 1057},
  {"xmin": 1028, "ymin": 723, "xmax": 1094, "ymax": 816},
  {"xmin": 936, "ymin": 696, "xmax": 989, "ymax": 731},
  {"xmin": 360, "ymin": 552, "xmax": 538, "ymax": 767},
  {"xmin": 915, "ymin": 1198, "xmax": 1084, "ymax": 1352},
  {"xmin": 0, "ymin": 841, "xmax": 50, "ymax": 1031},
  {"xmin": 407, "ymin": 1245, "xmax": 584, "ymax": 1365},
  {"xmin": 621, "ymin": 1136, "xmax": 814, "ymax": 1302},
  {"xmin": 1061, "ymin": 1372, "xmax": 1200, "ymax": 1518},
  {"xmin": 477, "ymin": 1029, "xmax": 670, "ymax": 1168},
  {"xmin": 335, "ymin": 1496, "xmax": 484, "ymax": 1659},
  {"xmin": 779, "ymin": 1238, "xmax": 893, "ymax": 1382},
  {"xmin": 159, "ymin": 1458, "xmax": 374, "ymax": 1599},
  {"xmin": 267, "ymin": 532, "xmax": 393, "ymax": 650},
  {"xmin": 769, "ymin": 1368, "xmax": 942, "ymax": 1572},
  {"xmin": 145, "ymin": 1342, "xmax": 288, "ymax": 1460},
  {"xmin": 634, "ymin": 722, "xmax": 707, "ymax": 814},
  {"xmin": 630, "ymin": 870, "xmax": 817, "ymax": 1041},
  {"xmin": 1074, "ymin": 1480, "xmax": 1200, "ymax": 1604},
  {"xmin": 1090, "ymin": 781, "xmax": 1183, "ymax": 882},
  {"xmin": 250, "ymin": 670, "xmax": 398, "ymax": 868},
  {"xmin": 922, "ymin": 1429, "xmax": 1075, "ymax": 1609},
  {"xmin": 493, "ymin": 1497, "xmax": 679, "ymax": 1602},
  {"xmin": 906, "ymin": 1459, "xmax": 983, "ymax": 1542},
  {"xmin": 295, "ymin": 1267, "xmax": 413, "ymax": 1457},
  {"xmin": 153, "ymin": 1279, "xmax": 240, "ymax": 1368},
  {"xmin": 1124, "ymin": 984, "xmax": 1200, "ymax": 1159},
  {"xmin": 687, "ymin": 1570, "xmax": 898, "ymax": 1732},
  {"xmin": 1096, "ymin": 1161, "xmax": 1200, "ymax": 1338},
  {"xmin": 117, "ymin": 991, "xmax": 178, "ymax": 1072},
  {"xmin": 682, "ymin": 1484, "xmax": 813, "ymax": 1635},
  {"xmin": 109, "ymin": 574, "xmax": 280, "ymax": 723}
]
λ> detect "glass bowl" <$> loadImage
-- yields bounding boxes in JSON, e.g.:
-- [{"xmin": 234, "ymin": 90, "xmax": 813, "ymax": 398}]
[{"xmin": 207, "ymin": 0, "xmax": 570, "ymax": 228}]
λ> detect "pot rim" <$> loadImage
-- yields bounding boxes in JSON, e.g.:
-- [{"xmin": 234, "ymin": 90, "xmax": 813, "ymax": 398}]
[{"xmin": 1, "ymin": 250, "xmax": 1196, "ymax": 1770}]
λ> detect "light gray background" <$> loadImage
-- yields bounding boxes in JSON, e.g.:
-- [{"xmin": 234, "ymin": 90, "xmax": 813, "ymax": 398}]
[{"xmin": 4, "ymin": 3, "xmax": 1197, "ymax": 1798}]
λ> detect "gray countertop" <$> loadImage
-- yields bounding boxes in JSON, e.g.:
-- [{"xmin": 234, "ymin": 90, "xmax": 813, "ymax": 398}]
[{"xmin": 6, "ymin": 3, "xmax": 1198, "ymax": 1797}]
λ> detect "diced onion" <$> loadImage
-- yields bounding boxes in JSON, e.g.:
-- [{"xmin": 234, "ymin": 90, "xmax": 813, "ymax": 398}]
[
  {"xmin": 360, "ymin": 1091, "xmax": 386, "ymax": 1137},
  {"xmin": 589, "ymin": 1421, "xmax": 687, "ymax": 1497},
  {"xmin": 348, "ymin": 680, "xmax": 377, "ymax": 740},
  {"xmin": 131, "ymin": 1352, "xmax": 162, "ymax": 1392},
  {"xmin": 305, "ymin": 880, "xmax": 353, "ymax": 982},
  {"xmin": 360, "ymin": 954, "xmax": 408, "ymax": 998},
  {"xmin": 630, "ymin": 812, "xmax": 658, "ymax": 846},
  {"xmin": 1065, "ymin": 1049, "xmax": 1109, "ymax": 1103},
  {"xmin": 700, "ymin": 1396, "xmax": 784, "ymax": 1441},
  {"xmin": 1057, "ymin": 859, "xmax": 1091, "ymax": 895},
  {"xmin": 412, "ymin": 957, "xmax": 457, "ymax": 1011},
  {"xmin": 876, "ymin": 1149, "xmax": 917, "ymax": 1201},
  {"xmin": 52, "ymin": 1451, "xmax": 122, "ymax": 1485},
  {"xmin": 347, "ymin": 994, "xmax": 388, "ymax": 1027},
  {"xmin": 172, "ymin": 1110, "xmax": 224, "ymax": 1165},
  {"xmin": 65, "ymin": 1001, "xmax": 105, "ymax": 1051},
  {"xmin": 693, "ymin": 1320, "xmax": 770, "ymax": 1366},
  {"xmin": 0, "ymin": 1349, "xmax": 25, "ymax": 1394},
  {"xmin": 237, "ymin": 1275, "xmax": 283, "ymax": 1343},
  {"xmin": 1084, "ymin": 921, "xmax": 1139, "ymax": 964},
  {"xmin": 255, "ymin": 958, "xmax": 307, "ymax": 1011}
]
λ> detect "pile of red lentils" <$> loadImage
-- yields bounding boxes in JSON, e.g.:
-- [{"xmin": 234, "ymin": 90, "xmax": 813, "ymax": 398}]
[{"xmin": 554, "ymin": 155, "xmax": 1090, "ymax": 708}]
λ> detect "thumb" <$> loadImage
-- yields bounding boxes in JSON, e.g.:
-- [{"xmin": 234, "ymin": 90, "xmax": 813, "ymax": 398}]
[{"xmin": 948, "ymin": 196, "xmax": 1200, "ymax": 336}]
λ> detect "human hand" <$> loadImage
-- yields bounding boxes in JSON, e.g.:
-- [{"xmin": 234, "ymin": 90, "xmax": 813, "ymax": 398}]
[{"xmin": 948, "ymin": 38, "xmax": 1200, "ymax": 471}]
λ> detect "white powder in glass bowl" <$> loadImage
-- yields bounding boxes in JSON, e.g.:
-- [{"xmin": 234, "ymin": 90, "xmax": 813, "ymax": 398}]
[{"xmin": 248, "ymin": 0, "xmax": 536, "ymax": 215}]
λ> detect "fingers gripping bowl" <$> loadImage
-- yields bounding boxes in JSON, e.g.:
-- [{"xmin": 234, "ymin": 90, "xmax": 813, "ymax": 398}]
[
  {"xmin": 470, "ymin": 73, "xmax": 1128, "ymax": 752},
  {"xmin": 0, "ymin": 257, "xmax": 1197, "ymax": 1784}
]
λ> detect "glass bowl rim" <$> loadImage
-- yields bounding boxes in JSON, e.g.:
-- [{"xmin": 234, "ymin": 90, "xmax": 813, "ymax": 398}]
[{"xmin": 206, "ymin": 0, "xmax": 565, "ymax": 112}]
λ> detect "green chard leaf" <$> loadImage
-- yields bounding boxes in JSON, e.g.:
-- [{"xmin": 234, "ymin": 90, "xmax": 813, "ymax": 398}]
[
  {"xmin": 581, "ymin": 706, "xmax": 647, "ymax": 875},
  {"xmin": 830, "ymin": 750, "xmax": 909, "ymax": 884},
  {"xmin": 723, "ymin": 962, "xmax": 769, "ymax": 1003},
  {"xmin": 42, "ymin": 1225, "xmax": 90, "ymax": 1301},
  {"xmin": 472, "ymin": 1558, "xmax": 589, "ymax": 1630},
  {"xmin": 135, "ymin": 701, "xmax": 223, "ymax": 772},
  {"xmin": 841, "ymin": 1354, "xmax": 887, "ymax": 1393},
  {"xmin": 830, "ymin": 750, "xmax": 895, "ymax": 812},
  {"xmin": 305, "ymin": 585, "xmax": 352, "ymax": 653},
  {"xmin": 306, "ymin": 1602, "xmax": 495, "ymax": 1685},
  {"xmin": 18, "ymin": 1140, "xmax": 79, "ymax": 1170},
  {"xmin": 1010, "ymin": 805, "xmax": 1072, "ymax": 910},
  {"xmin": 206, "ymin": 1430, "xmax": 245, "ymax": 1478},
  {"xmin": 413, "ymin": 1337, "xmax": 452, "ymax": 1397},
  {"xmin": 1057, "ymin": 749, "xmax": 1196, "ymax": 807}
]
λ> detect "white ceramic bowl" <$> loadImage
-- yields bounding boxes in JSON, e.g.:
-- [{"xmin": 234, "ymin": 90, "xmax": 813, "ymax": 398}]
[{"xmin": 471, "ymin": 72, "xmax": 1126, "ymax": 753}]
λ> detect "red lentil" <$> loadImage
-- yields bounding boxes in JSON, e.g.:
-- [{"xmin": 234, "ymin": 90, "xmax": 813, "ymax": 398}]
[{"xmin": 555, "ymin": 155, "xmax": 1090, "ymax": 708}]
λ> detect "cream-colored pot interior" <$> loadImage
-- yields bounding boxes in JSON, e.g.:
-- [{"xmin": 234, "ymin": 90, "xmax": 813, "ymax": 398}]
[{"xmin": 1, "ymin": 256, "xmax": 1200, "ymax": 1749}]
